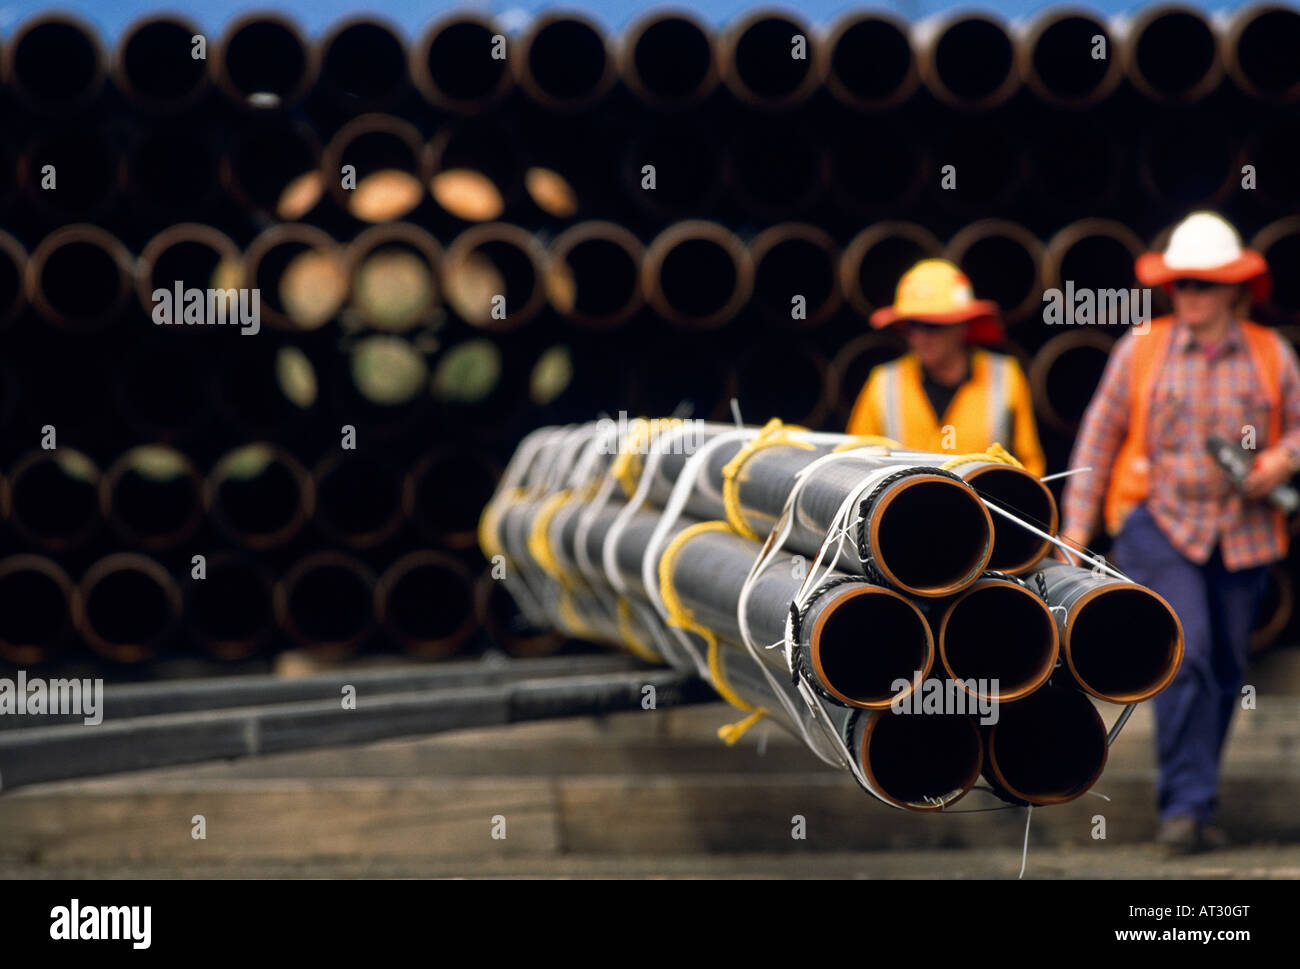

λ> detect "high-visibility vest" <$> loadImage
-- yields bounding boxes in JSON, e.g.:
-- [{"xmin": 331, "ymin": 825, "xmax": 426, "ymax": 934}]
[
  {"xmin": 1102, "ymin": 316, "xmax": 1286, "ymax": 541},
  {"xmin": 849, "ymin": 350, "xmax": 1043, "ymax": 475}
]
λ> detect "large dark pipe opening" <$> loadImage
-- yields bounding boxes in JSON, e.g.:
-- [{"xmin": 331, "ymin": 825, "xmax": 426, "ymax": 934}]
[
  {"xmin": 842, "ymin": 224, "xmax": 942, "ymax": 318},
  {"xmin": 313, "ymin": 453, "xmax": 404, "ymax": 548},
  {"xmin": 444, "ymin": 224, "xmax": 546, "ymax": 330},
  {"xmin": 813, "ymin": 589, "xmax": 933, "ymax": 707},
  {"xmin": 244, "ymin": 225, "xmax": 347, "ymax": 331},
  {"xmin": 518, "ymin": 14, "xmax": 615, "ymax": 109},
  {"xmin": 101, "ymin": 446, "xmax": 203, "ymax": 549},
  {"xmin": 826, "ymin": 14, "xmax": 916, "ymax": 109},
  {"xmin": 750, "ymin": 225, "xmax": 840, "ymax": 326},
  {"xmin": 1226, "ymin": 6, "xmax": 1300, "ymax": 101},
  {"xmin": 224, "ymin": 122, "xmax": 322, "ymax": 221},
  {"xmin": 868, "ymin": 476, "xmax": 992, "ymax": 596},
  {"xmin": 862, "ymin": 711, "xmax": 983, "ymax": 810},
  {"xmin": 427, "ymin": 122, "xmax": 523, "ymax": 222},
  {"xmin": 644, "ymin": 222, "xmax": 752, "ymax": 329},
  {"xmin": 80, "ymin": 554, "xmax": 180, "ymax": 662},
  {"xmin": 318, "ymin": 17, "xmax": 407, "ymax": 109},
  {"xmin": 1129, "ymin": 7, "xmax": 1221, "ymax": 101},
  {"xmin": 624, "ymin": 12, "xmax": 716, "ymax": 108},
  {"xmin": 405, "ymin": 449, "xmax": 500, "ymax": 550},
  {"xmin": 377, "ymin": 552, "xmax": 477, "ymax": 658},
  {"xmin": 6, "ymin": 15, "xmax": 104, "ymax": 111},
  {"xmin": 547, "ymin": 223, "xmax": 643, "ymax": 328},
  {"xmin": 117, "ymin": 15, "xmax": 208, "ymax": 110},
  {"xmin": 0, "ymin": 556, "xmax": 76, "ymax": 665},
  {"xmin": 925, "ymin": 15, "xmax": 1018, "ymax": 108},
  {"xmin": 1045, "ymin": 221, "xmax": 1142, "ymax": 294},
  {"xmin": 276, "ymin": 553, "xmax": 375, "ymax": 655},
  {"xmin": 326, "ymin": 115, "xmax": 426, "ymax": 223},
  {"xmin": 723, "ymin": 12, "xmax": 820, "ymax": 108},
  {"xmin": 27, "ymin": 226, "xmax": 132, "ymax": 330},
  {"xmin": 137, "ymin": 225, "xmax": 241, "ymax": 314},
  {"xmin": 940, "ymin": 580, "xmax": 1058, "ymax": 701},
  {"xmin": 964, "ymin": 466, "xmax": 1058, "ymax": 573},
  {"xmin": 984, "ymin": 684, "xmax": 1108, "ymax": 804},
  {"xmin": 947, "ymin": 222, "xmax": 1042, "ymax": 323},
  {"xmin": 1024, "ymin": 13, "xmax": 1119, "ymax": 105},
  {"xmin": 413, "ymin": 14, "xmax": 513, "ymax": 112},
  {"xmin": 186, "ymin": 554, "xmax": 274, "ymax": 660},
  {"xmin": 207, "ymin": 444, "xmax": 313, "ymax": 549},
  {"xmin": 1067, "ymin": 586, "xmax": 1184, "ymax": 702},
  {"xmin": 1140, "ymin": 119, "xmax": 1237, "ymax": 208},
  {"xmin": 9, "ymin": 450, "xmax": 101, "ymax": 549},
  {"xmin": 216, "ymin": 14, "xmax": 313, "ymax": 108},
  {"xmin": 1031, "ymin": 332, "xmax": 1115, "ymax": 432}
]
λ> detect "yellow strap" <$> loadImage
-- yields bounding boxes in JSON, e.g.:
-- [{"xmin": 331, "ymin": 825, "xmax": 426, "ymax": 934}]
[
  {"xmin": 609, "ymin": 417, "xmax": 649, "ymax": 497},
  {"xmin": 940, "ymin": 442, "xmax": 1024, "ymax": 471},
  {"xmin": 557, "ymin": 589, "xmax": 603, "ymax": 642},
  {"xmin": 477, "ymin": 485, "xmax": 528, "ymax": 561},
  {"xmin": 616, "ymin": 596, "xmax": 662, "ymax": 663},
  {"xmin": 657, "ymin": 520, "xmax": 768, "ymax": 743},
  {"xmin": 609, "ymin": 417, "xmax": 686, "ymax": 497},
  {"xmin": 833, "ymin": 434, "xmax": 900, "ymax": 452},
  {"xmin": 526, "ymin": 489, "xmax": 575, "ymax": 583},
  {"xmin": 721, "ymin": 419, "xmax": 815, "ymax": 540}
]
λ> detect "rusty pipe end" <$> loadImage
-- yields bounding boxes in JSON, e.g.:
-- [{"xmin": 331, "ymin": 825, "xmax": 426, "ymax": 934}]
[
  {"xmin": 1064, "ymin": 583, "xmax": 1185, "ymax": 703},
  {"xmin": 983, "ymin": 683, "xmax": 1109, "ymax": 805},
  {"xmin": 962, "ymin": 464, "xmax": 1060, "ymax": 574},
  {"xmin": 807, "ymin": 585, "xmax": 934, "ymax": 709},
  {"xmin": 857, "ymin": 710, "xmax": 984, "ymax": 811},
  {"xmin": 938, "ymin": 578, "xmax": 1060, "ymax": 703},
  {"xmin": 864, "ymin": 473, "xmax": 994, "ymax": 597}
]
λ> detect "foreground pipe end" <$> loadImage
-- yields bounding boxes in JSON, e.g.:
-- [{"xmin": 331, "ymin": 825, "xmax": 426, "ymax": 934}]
[
  {"xmin": 865, "ymin": 473, "xmax": 993, "ymax": 597},
  {"xmin": 808, "ymin": 585, "xmax": 934, "ymax": 709},
  {"xmin": 939, "ymin": 578, "xmax": 1060, "ymax": 703},
  {"xmin": 1065, "ymin": 584, "xmax": 1185, "ymax": 703},
  {"xmin": 984, "ymin": 683, "xmax": 1108, "ymax": 805},
  {"xmin": 857, "ymin": 711, "xmax": 983, "ymax": 811},
  {"xmin": 962, "ymin": 464, "xmax": 1059, "ymax": 574}
]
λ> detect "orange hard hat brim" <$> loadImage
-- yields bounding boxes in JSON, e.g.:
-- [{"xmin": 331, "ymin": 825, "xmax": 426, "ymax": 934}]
[
  {"xmin": 870, "ymin": 299, "xmax": 1005, "ymax": 344},
  {"xmin": 1136, "ymin": 251, "xmax": 1272, "ymax": 303}
]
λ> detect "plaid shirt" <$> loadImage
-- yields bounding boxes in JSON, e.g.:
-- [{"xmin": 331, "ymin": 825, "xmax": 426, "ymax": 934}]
[{"xmin": 1062, "ymin": 318, "xmax": 1300, "ymax": 571}]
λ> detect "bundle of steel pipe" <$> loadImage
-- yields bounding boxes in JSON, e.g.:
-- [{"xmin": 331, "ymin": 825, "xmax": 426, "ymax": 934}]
[{"xmin": 482, "ymin": 418, "xmax": 1184, "ymax": 810}]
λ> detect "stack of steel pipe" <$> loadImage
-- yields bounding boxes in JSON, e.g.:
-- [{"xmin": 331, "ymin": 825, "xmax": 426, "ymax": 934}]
[{"xmin": 481, "ymin": 417, "xmax": 1185, "ymax": 811}]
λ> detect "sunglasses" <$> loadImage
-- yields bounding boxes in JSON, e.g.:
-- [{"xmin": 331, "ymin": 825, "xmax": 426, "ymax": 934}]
[
  {"xmin": 1171, "ymin": 278, "xmax": 1225, "ymax": 292},
  {"xmin": 898, "ymin": 320, "xmax": 948, "ymax": 334}
]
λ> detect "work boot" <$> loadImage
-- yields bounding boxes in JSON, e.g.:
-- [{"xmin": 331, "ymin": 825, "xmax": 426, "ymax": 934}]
[
  {"xmin": 1199, "ymin": 823, "xmax": 1230, "ymax": 850},
  {"xmin": 1155, "ymin": 816, "xmax": 1202, "ymax": 854}
]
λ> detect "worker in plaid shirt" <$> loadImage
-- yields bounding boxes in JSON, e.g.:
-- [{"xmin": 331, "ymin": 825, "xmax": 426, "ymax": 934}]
[{"xmin": 1061, "ymin": 212, "xmax": 1300, "ymax": 854}]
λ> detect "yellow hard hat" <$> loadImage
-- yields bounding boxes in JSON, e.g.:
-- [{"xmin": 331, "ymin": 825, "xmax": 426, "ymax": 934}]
[{"xmin": 870, "ymin": 258, "xmax": 1003, "ymax": 343}]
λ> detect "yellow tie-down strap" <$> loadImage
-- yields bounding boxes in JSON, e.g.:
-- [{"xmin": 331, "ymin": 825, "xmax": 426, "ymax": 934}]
[
  {"xmin": 477, "ymin": 485, "xmax": 529, "ymax": 562},
  {"xmin": 721, "ymin": 419, "xmax": 815, "ymax": 541},
  {"xmin": 526, "ymin": 489, "xmax": 577, "ymax": 584},
  {"xmin": 615, "ymin": 596, "xmax": 664, "ymax": 664},
  {"xmin": 940, "ymin": 442, "xmax": 1024, "ymax": 471},
  {"xmin": 609, "ymin": 417, "xmax": 687, "ymax": 498},
  {"xmin": 657, "ymin": 520, "xmax": 768, "ymax": 745}
]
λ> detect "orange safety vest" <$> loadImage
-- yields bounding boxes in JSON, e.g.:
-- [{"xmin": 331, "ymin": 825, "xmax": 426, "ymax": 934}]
[{"xmin": 1103, "ymin": 316, "xmax": 1287, "ymax": 543}]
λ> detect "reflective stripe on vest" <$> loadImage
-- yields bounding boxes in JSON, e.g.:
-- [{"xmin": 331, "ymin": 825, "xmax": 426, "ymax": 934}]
[
  {"xmin": 882, "ymin": 362, "xmax": 903, "ymax": 442},
  {"xmin": 987, "ymin": 353, "xmax": 1010, "ymax": 446}
]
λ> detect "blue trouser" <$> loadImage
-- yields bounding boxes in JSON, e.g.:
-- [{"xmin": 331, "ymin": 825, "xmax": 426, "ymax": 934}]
[{"xmin": 1109, "ymin": 504, "xmax": 1270, "ymax": 824}]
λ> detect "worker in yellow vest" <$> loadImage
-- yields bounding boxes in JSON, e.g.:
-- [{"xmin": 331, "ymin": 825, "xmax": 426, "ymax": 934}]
[
  {"xmin": 1061, "ymin": 211, "xmax": 1300, "ymax": 853},
  {"xmin": 846, "ymin": 259, "xmax": 1045, "ymax": 476}
]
